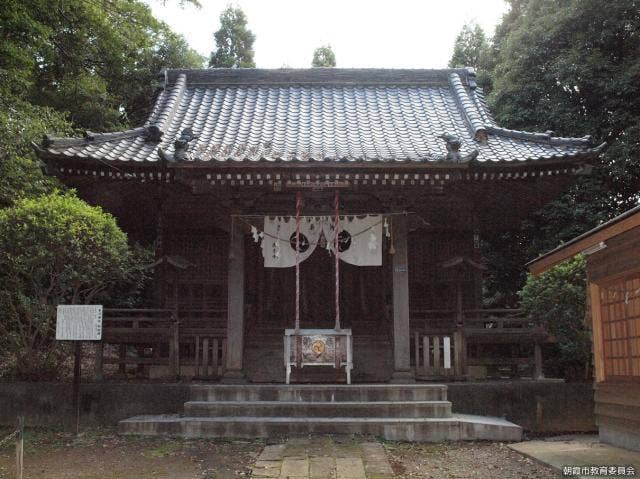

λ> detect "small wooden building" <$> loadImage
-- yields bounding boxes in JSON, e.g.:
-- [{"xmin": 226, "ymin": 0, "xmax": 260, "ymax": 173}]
[
  {"xmin": 35, "ymin": 68, "xmax": 603, "ymax": 383},
  {"xmin": 529, "ymin": 206, "xmax": 640, "ymax": 451}
]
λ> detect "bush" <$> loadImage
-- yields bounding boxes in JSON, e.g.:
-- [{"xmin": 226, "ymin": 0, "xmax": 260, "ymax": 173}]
[
  {"xmin": 0, "ymin": 192, "xmax": 149, "ymax": 379},
  {"xmin": 519, "ymin": 255, "xmax": 591, "ymax": 380}
]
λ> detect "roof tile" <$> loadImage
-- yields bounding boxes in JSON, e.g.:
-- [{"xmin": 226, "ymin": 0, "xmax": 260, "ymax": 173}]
[{"xmin": 38, "ymin": 68, "xmax": 602, "ymax": 165}]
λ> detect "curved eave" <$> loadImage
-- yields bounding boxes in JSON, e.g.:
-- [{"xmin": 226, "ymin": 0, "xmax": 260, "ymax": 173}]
[{"xmin": 34, "ymin": 142, "xmax": 606, "ymax": 172}]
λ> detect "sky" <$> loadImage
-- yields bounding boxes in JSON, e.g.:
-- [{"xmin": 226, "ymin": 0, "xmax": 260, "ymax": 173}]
[{"xmin": 146, "ymin": 0, "xmax": 509, "ymax": 69}]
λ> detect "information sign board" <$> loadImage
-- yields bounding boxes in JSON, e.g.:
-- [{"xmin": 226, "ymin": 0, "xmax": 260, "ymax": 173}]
[{"xmin": 55, "ymin": 305, "xmax": 103, "ymax": 341}]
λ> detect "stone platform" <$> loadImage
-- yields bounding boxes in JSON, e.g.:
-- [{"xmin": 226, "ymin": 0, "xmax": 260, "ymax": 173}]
[{"xmin": 119, "ymin": 384, "xmax": 522, "ymax": 442}]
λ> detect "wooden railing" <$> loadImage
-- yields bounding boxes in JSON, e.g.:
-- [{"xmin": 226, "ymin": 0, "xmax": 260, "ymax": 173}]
[
  {"xmin": 410, "ymin": 308, "xmax": 548, "ymax": 379},
  {"xmin": 96, "ymin": 307, "xmax": 227, "ymax": 380},
  {"xmin": 410, "ymin": 308, "xmax": 547, "ymax": 336},
  {"xmin": 177, "ymin": 308, "xmax": 227, "ymax": 379},
  {"xmin": 413, "ymin": 331, "xmax": 465, "ymax": 378},
  {"xmin": 410, "ymin": 309, "xmax": 457, "ymax": 334}
]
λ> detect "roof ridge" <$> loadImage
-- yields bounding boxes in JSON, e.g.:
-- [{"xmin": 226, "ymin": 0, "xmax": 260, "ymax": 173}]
[
  {"xmin": 448, "ymin": 73, "xmax": 487, "ymax": 143},
  {"xmin": 469, "ymin": 88, "xmax": 496, "ymax": 126},
  {"xmin": 41, "ymin": 127, "xmax": 148, "ymax": 149},
  {"xmin": 159, "ymin": 68, "xmax": 473, "ymax": 87},
  {"xmin": 486, "ymin": 125, "xmax": 601, "ymax": 147},
  {"xmin": 150, "ymin": 73, "xmax": 187, "ymax": 133}
]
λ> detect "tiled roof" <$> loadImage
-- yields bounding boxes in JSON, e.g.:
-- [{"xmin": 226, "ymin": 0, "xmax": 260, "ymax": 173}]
[{"xmin": 35, "ymin": 68, "xmax": 605, "ymax": 166}]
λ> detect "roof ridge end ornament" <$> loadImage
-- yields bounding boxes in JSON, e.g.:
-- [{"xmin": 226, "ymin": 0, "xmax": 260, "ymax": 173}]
[
  {"xmin": 438, "ymin": 133, "xmax": 479, "ymax": 162},
  {"xmin": 143, "ymin": 124, "xmax": 164, "ymax": 142},
  {"xmin": 158, "ymin": 146, "xmax": 174, "ymax": 163},
  {"xmin": 465, "ymin": 67, "xmax": 477, "ymax": 90},
  {"xmin": 173, "ymin": 127, "xmax": 198, "ymax": 161}
]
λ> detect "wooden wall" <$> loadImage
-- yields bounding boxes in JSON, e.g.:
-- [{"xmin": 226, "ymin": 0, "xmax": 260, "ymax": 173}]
[
  {"xmin": 158, "ymin": 229, "xmax": 229, "ymax": 310},
  {"xmin": 587, "ymin": 224, "xmax": 640, "ymax": 451},
  {"xmin": 408, "ymin": 229, "xmax": 481, "ymax": 311}
]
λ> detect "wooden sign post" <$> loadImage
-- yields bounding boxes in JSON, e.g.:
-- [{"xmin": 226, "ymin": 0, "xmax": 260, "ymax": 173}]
[
  {"xmin": 16, "ymin": 416, "xmax": 23, "ymax": 479},
  {"xmin": 56, "ymin": 305, "xmax": 103, "ymax": 434}
]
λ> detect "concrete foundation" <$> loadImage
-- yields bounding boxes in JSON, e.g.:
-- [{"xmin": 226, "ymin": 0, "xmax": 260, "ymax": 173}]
[
  {"xmin": 0, "ymin": 380, "xmax": 596, "ymax": 434},
  {"xmin": 118, "ymin": 384, "xmax": 523, "ymax": 442},
  {"xmin": 599, "ymin": 426, "xmax": 640, "ymax": 452}
]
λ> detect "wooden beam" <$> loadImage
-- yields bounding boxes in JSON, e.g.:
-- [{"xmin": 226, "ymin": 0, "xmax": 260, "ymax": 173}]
[
  {"xmin": 529, "ymin": 213, "xmax": 640, "ymax": 276},
  {"xmin": 589, "ymin": 282, "xmax": 605, "ymax": 382}
]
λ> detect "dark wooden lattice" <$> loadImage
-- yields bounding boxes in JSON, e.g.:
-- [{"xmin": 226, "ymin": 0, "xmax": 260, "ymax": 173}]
[{"xmin": 600, "ymin": 274, "xmax": 640, "ymax": 379}]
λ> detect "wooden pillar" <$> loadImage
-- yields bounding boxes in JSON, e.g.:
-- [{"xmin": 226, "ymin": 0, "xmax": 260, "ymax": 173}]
[
  {"xmin": 170, "ymin": 319, "xmax": 180, "ymax": 378},
  {"xmin": 534, "ymin": 342, "xmax": 544, "ymax": 380},
  {"xmin": 94, "ymin": 342, "xmax": 103, "ymax": 381},
  {"xmin": 589, "ymin": 282, "xmax": 605, "ymax": 382},
  {"xmin": 390, "ymin": 215, "xmax": 415, "ymax": 383},
  {"xmin": 118, "ymin": 344, "xmax": 126, "ymax": 375},
  {"xmin": 454, "ymin": 328, "xmax": 467, "ymax": 379},
  {"xmin": 222, "ymin": 218, "xmax": 246, "ymax": 383}
]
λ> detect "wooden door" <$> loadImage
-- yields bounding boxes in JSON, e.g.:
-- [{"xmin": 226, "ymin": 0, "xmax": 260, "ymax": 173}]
[{"xmin": 599, "ymin": 273, "xmax": 640, "ymax": 379}]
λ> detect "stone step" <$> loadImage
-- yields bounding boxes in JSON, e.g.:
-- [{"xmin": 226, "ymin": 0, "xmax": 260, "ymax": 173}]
[
  {"xmin": 189, "ymin": 384, "xmax": 448, "ymax": 402},
  {"xmin": 119, "ymin": 414, "xmax": 522, "ymax": 442},
  {"xmin": 184, "ymin": 400, "xmax": 452, "ymax": 418}
]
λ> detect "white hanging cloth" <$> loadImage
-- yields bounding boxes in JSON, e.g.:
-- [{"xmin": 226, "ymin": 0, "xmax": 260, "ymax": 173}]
[
  {"xmin": 262, "ymin": 216, "xmax": 321, "ymax": 267},
  {"xmin": 261, "ymin": 215, "xmax": 383, "ymax": 268},
  {"xmin": 327, "ymin": 215, "xmax": 383, "ymax": 266}
]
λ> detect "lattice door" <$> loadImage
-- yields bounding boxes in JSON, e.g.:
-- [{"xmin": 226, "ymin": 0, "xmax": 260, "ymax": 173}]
[{"xmin": 600, "ymin": 274, "xmax": 640, "ymax": 379}]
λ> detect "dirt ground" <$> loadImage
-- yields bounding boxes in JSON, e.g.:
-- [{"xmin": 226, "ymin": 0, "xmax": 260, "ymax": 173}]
[
  {"xmin": 0, "ymin": 427, "xmax": 559, "ymax": 479},
  {"xmin": 0, "ymin": 427, "xmax": 263, "ymax": 479},
  {"xmin": 384, "ymin": 441, "xmax": 558, "ymax": 478}
]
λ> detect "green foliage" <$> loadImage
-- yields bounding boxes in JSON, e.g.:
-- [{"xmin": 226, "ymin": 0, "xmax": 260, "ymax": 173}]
[
  {"xmin": 0, "ymin": 0, "xmax": 204, "ymax": 132},
  {"xmin": 209, "ymin": 5, "xmax": 256, "ymax": 68},
  {"xmin": 450, "ymin": 1, "xmax": 640, "ymax": 303},
  {"xmin": 0, "ymin": 0, "xmax": 204, "ymax": 209},
  {"xmin": 0, "ymin": 97, "xmax": 71, "ymax": 208},
  {"xmin": 312, "ymin": 45, "xmax": 336, "ymax": 67},
  {"xmin": 489, "ymin": 0, "xmax": 640, "ymax": 212},
  {"xmin": 0, "ymin": 0, "xmax": 190, "ymax": 379},
  {"xmin": 520, "ymin": 255, "xmax": 591, "ymax": 379},
  {"xmin": 448, "ymin": 22, "xmax": 493, "ymax": 91},
  {"xmin": 0, "ymin": 0, "xmax": 204, "ymax": 204},
  {"xmin": 0, "ymin": 192, "xmax": 150, "ymax": 379}
]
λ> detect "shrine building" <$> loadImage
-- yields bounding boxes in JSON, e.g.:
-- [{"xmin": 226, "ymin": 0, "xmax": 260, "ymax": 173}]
[{"xmin": 35, "ymin": 68, "xmax": 605, "ymax": 385}]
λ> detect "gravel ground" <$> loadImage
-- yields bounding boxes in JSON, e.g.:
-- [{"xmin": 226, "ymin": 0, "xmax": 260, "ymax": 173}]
[
  {"xmin": 384, "ymin": 441, "xmax": 559, "ymax": 478},
  {"xmin": 0, "ymin": 427, "xmax": 560, "ymax": 479},
  {"xmin": 0, "ymin": 427, "xmax": 263, "ymax": 479}
]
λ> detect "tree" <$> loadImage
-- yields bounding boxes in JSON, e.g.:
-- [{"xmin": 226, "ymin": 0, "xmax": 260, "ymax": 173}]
[
  {"xmin": 489, "ymin": 0, "xmax": 640, "ymax": 215},
  {"xmin": 0, "ymin": 192, "xmax": 150, "ymax": 379},
  {"xmin": 0, "ymin": 0, "xmax": 204, "ymax": 132},
  {"xmin": 209, "ymin": 5, "xmax": 256, "ymax": 68},
  {"xmin": 0, "ymin": 0, "xmax": 203, "ymax": 205},
  {"xmin": 449, "ymin": 22, "xmax": 493, "ymax": 92},
  {"xmin": 312, "ymin": 45, "xmax": 336, "ymax": 67},
  {"xmin": 519, "ymin": 256, "xmax": 591, "ymax": 380},
  {"xmin": 0, "ymin": 98, "xmax": 70, "ymax": 208},
  {"xmin": 463, "ymin": 0, "xmax": 640, "ymax": 303},
  {"xmin": 449, "ymin": 22, "xmax": 490, "ymax": 70}
]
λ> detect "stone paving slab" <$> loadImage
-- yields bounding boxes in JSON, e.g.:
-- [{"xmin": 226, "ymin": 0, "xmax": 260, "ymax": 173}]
[
  {"xmin": 360, "ymin": 443, "xmax": 394, "ymax": 477},
  {"xmin": 281, "ymin": 458, "xmax": 310, "ymax": 477},
  {"xmin": 250, "ymin": 437, "xmax": 393, "ymax": 479},
  {"xmin": 259, "ymin": 444, "xmax": 286, "ymax": 461},
  {"xmin": 335, "ymin": 457, "xmax": 366, "ymax": 479},
  {"xmin": 509, "ymin": 435, "xmax": 640, "ymax": 479},
  {"xmin": 310, "ymin": 457, "xmax": 336, "ymax": 479}
]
